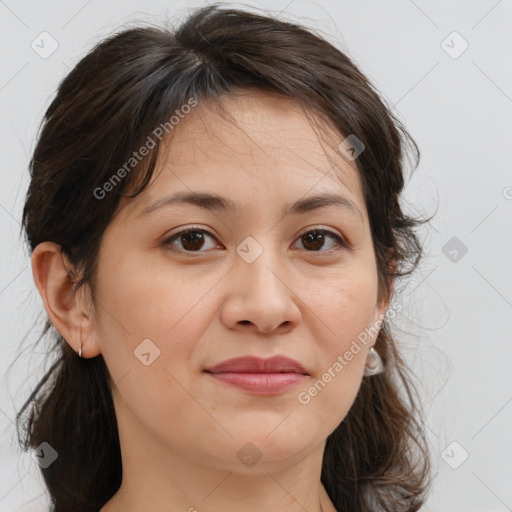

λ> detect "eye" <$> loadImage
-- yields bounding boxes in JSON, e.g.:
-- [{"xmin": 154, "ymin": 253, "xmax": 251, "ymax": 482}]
[
  {"xmin": 163, "ymin": 226, "xmax": 220, "ymax": 253},
  {"xmin": 293, "ymin": 227, "xmax": 347, "ymax": 253},
  {"xmin": 162, "ymin": 225, "xmax": 347, "ymax": 254}
]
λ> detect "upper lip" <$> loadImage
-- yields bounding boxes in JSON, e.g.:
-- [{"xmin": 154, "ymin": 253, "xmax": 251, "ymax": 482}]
[{"xmin": 204, "ymin": 355, "xmax": 309, "ymax": 375}]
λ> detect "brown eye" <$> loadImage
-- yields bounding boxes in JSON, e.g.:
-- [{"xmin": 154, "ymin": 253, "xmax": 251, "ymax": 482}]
[
  {"xmin": 164, "ymin": 228, "xmax": 219, "ymax": 252},
  {"xmin": 295, "ymin": 229, "xmax": 346, "ymax": 253},
  {"xmin": 163, "ymin": 226, "xmax": 346, "ymax": 255}
]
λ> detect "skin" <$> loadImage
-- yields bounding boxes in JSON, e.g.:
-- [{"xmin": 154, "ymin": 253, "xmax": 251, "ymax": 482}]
[{"xmin": 32, "ymin": 89, "xmax": 392, "ymax": 512}]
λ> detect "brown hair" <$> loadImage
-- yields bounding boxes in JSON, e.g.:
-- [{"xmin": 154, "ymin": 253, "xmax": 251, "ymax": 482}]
[{"xmin": 16, "ymin": 4, "xmax": 432, "ymax": 511}]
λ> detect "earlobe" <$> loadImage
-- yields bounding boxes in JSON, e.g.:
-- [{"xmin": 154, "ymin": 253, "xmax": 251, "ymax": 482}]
[{"xmin": 31, "ymin": 242, "xmax": 102, "ymax": 358}]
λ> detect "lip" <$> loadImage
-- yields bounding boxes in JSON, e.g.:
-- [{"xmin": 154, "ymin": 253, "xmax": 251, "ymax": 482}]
[
  {"xmin": 205, "ymin": 355, "xmax": 309, "ymax": 374},
  {"xmin": 204, "ymin": 355, "xmax": 309, "ymax": 395}
]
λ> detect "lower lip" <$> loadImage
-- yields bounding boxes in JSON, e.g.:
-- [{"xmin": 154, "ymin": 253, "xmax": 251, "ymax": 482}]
[{"xmin": 206, "ymin": 372, "xmax": 307, "ymax": 394}]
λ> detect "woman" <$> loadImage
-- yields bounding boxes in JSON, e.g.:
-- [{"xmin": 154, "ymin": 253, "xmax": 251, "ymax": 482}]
[{"xmin": 17, "ymin": 4, "xmax": 432, "ymax": 511}]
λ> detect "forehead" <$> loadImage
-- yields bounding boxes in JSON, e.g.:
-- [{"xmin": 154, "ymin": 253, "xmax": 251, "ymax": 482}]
[
  {"xmin": 122, "ymin": 89, "xmax": 366, "ymax": 220},
  {"xmin": 171, "ymin": 91, "xmax": 357, "ymax": 179}
]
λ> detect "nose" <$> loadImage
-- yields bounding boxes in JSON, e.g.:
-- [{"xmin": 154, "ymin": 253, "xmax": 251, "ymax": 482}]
[{"xmin": 220, "ymin": 242, "xmax": 301, "ymax": 334}]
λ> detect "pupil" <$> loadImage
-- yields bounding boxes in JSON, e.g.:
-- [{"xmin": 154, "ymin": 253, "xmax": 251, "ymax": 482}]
[
  {"xmin": 303, "ymin": 232, "xmax": 324, "ymax": 251},
  {"xmin": 182, "ymin": 231, "xmax": 204, "ymax": 251}
]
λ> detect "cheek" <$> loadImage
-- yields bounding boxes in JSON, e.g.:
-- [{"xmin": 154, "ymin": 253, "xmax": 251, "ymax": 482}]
[
  {"xmin": 314, "ymin": 265, "xmax": 379, "ymax": 351},
  {"xmin": 95, "ymin": 249, "xmax": 213, "ymax": 342},
  {"xmin": 93, "ymin": 251, "xmax": 219, "ymax": 395},
  {"xmin": 93, "ymin": 255, "xmax": 212, "ymax": 445},
  {"xmin": 292, "ymin": 266, "xmax": 379, "ymax": 420}
]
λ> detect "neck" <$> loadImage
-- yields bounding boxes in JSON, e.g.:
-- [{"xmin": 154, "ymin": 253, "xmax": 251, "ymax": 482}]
[{"xmin": 101, "ymin": 447, "xmax": 335, "ymax": 511}]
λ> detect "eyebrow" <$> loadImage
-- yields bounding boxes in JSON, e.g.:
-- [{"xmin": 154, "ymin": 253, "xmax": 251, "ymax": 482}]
[{"xmin": 140, "ymin": 191, "xmax": 363, "ymax": 221}]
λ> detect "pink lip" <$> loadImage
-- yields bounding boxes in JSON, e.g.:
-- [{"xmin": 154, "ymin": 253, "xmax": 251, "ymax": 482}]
[{"xmin": 204, "ymin": 356, "xmax": 309, "ymax": 395}]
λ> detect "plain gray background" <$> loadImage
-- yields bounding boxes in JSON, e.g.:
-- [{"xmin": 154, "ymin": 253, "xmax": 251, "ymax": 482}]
[{"xmin": 1, "ymin": 1, "xmax": 511, "ymax": 510}]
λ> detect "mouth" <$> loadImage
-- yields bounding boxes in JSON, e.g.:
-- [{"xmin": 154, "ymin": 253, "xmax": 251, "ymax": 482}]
[{"xmin": 204, "ymin": 355, "xmax": 309, "ymax": 395}]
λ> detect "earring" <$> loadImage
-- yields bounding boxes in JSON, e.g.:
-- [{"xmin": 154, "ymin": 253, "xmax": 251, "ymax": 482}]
[
  {"xmin": 78, "ymin": 323, "xmax": 83, "ymax": 358},
  {"xmin": 363, "ymin": 347, "xmax": 384, "ymax": 376}
]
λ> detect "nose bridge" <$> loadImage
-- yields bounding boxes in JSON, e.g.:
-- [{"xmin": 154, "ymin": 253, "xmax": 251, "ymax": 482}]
[
  {"xmin": 225, "ymin": 234, "xmax": 300, "ymax": 332},
  {"xmin": 235, "ymin": 234, "xmax": 285, "ymax": 296}
]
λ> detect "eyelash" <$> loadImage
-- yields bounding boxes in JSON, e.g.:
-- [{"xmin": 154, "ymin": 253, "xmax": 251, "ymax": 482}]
[{"xmin": 162, "ymin": 225, "xmax": 348, "ymax": 255}]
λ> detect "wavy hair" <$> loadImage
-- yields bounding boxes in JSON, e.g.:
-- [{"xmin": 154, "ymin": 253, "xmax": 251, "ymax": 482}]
[{"xmin": 16, "ymin": 4, "xmax": 432, "ymax": 511}]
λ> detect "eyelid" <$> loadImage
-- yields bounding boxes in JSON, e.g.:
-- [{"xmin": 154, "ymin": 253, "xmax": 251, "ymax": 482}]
[
  {"xmin": 163, "ymin": 224, "xmax": 218, "ymax": 243},
  {"xmin": 297, "ymin": 224, "xmax": 345, "ymax": 242}
]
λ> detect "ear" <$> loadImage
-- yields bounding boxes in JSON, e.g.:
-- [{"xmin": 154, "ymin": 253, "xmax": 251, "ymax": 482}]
[
  {"xmin": 370, "ymin": 259, "xmax": 397, "ymax": 346},
  {"xmin": 31, "ymin": 241, "xmax": 102, "ymax": 358}
]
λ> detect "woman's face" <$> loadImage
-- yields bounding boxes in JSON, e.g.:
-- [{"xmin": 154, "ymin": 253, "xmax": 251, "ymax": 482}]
[{"xmin": 89, "ymin": 90, "xmax": 389, "ymax": 473}]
